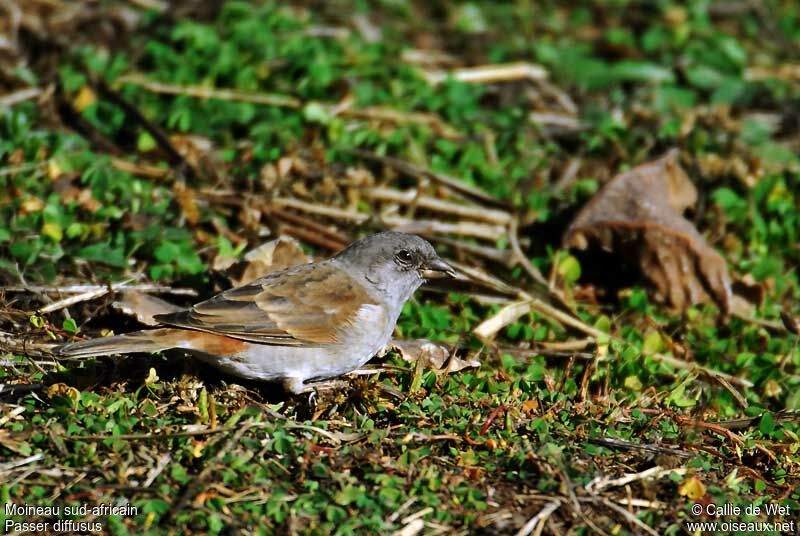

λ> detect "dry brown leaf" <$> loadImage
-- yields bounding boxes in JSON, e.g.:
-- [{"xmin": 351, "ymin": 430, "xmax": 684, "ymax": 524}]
[
  {"xmin": 390, "ymin": 339, "xmax": 480, "ymax": 374},
  {"xmin": 226, "ymin": 236, "xmax": 310, "ymax": 287},
  {"xmin": 169, "ymin": 135, "xmax": 214, "ymax": 171},
  {"xmin": 173, "ymin": 181, "xmax": 200, "ymax": 225},
  {"xmin": 781, "ymin": 311, "xmax": 799, "ymax": 335},
  {"xmin": 112, "ymin": 292, "xmax": 183, "ymax": 326},
  {"xmin": 678, "ymin": 475, "xmax": 707, "ymax": 500},
  {"xmin": 564, "ymin": 150, "xmax": 732, "ymax": 318}
]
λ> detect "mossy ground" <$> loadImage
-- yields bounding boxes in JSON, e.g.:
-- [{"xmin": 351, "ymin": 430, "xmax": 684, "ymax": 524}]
[{"xmin": 1, "ymin": 2, "xmax": 799, "ymax": 534}]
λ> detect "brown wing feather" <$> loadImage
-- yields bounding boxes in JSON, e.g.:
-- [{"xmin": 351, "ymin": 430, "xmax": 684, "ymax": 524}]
[{"xmin": 154, "ymin": 262, "xmax": 376, "ymax": 346}]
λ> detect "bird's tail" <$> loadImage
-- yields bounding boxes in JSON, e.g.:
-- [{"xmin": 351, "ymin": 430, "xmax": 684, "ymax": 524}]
[{"xmin": 54, "ymin": 328, "xmax": 184, "ymax": 359}]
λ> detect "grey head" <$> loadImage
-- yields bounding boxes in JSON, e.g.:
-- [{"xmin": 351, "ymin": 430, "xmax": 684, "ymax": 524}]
[{"xmin": 333, "ymin": 231, "xmax": 455, "ymax": 310}]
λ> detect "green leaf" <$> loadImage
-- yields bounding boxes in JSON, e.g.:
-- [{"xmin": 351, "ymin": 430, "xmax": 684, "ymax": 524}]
[
  {"xmin": 137, "ymin": 131, "xmax": 157, "ymax": 153},
  {"xmin": 62, "ymin": 318, "xmax": 78, "ymax": 334},
  {"xmin": 557, "ymin": 254, "xmax": 581, "ymax": 284},
  {"xmin": 77, "ymin": 243, "xmax": 127, "ymax": 268},
  {"xmin": 41, "ymin": 222, "xmax": 63, "ymax": 242},
  {"xmin": 610, "ymin": 61, "xmax": 675, "ymax": 84},
  {"xmin": 303, "ymin": 102, "xmax": 332, "ymax": 125},
  {"xmin": 758, "ymin": 412, "xmax": 775, "ymax": 435},
  {"xmin": 641, "ymin": 330, "xmax": 664, "ymax": 355}
]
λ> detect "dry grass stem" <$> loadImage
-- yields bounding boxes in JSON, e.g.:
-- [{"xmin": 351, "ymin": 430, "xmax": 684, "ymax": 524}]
[
  {"xmin": 423, "ymin": 62, "xmax": 548, "ymax": 85},
  {"xmin": 366, "ymin": 187, "xmax": 512, "ymax": 225}
]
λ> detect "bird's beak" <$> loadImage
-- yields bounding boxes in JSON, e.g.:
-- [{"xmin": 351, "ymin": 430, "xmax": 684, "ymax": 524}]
[{"xmin": 419, "ymin": 257, "xmax": 456, "ymax": 279}]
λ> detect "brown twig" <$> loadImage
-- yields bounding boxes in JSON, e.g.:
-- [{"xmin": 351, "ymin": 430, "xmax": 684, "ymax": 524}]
[
  {"xmin": 92, "ymin": 78, "xmax": 201, "ymax": 183},
  {"xmin": 272, "ymin": 197, "xmax": 369, "ymax": 224},
  {"xmin": 348, "ymin": 149, "xmax": 509, "ymax": 209},
  {"xmin": 382, "ymin": 215, "xmax": 506, "ymax": 241},
  {"xmin": 115, "ymin": 75, "xmax": 462, "ymax": 138},
  {"xmin": 509, "ymin": 219, "xmax": 548, "ymax": 286},
  {"xmin": 589, "ymin": 437, "xmax": 691, "ymax": 457},
  {"xmin": 366, "ymin": 187, "xmax": 512, "ymax": 225},
  {"xmin": 480, "ymin": 405, "xmax": 507, "ymax": 435},
  {"xmin": 116, "ymin": 74, "xmax": 302, "ymax": 108},
  {"xmin": 55, "ymin": 82, "xmax": 122, "ymax": 155},
  {"xmin": 428, "ymin": 236, "xmax": 516, "ymax": 267},
  {"xmin": 267, "ymin": 206, "xmax": 350, "ymax": 244},
  {"xmin": 641, "ymin": 409, "xmax": 745, "ymax": 447},
  {"xmin": 279, "ymin": 225, "xmax": 352, "ymax": 252},
  {"xmin": 65, "ymin": 426, "xmax": 237, "ymax": 441}
]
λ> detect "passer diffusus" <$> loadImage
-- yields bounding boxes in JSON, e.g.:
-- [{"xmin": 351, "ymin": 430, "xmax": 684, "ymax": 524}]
[{"xmin": 55, "ymin": 232, "xmax": 455, "ymax": 393}]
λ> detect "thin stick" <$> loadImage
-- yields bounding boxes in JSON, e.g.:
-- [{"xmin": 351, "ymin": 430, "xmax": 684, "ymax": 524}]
[
  {"xmin": 552, "ymin": 157, "xmax": 583, "ymax": 193},
  {"xmin": 530, "ymin": 112, "xmax": 583, "ymax": 131},
  {"xmin": 268, "ymin": 206, "xmax": 350, "ymax": 243},
  {"xmin": 613, "ymin": 498, "xmax": 666, "ymax": 509},
  {"xmin": 348, "ymin": 149, "xmax": 508, "ymax": 208},
  {"xmin": 509, "ymin": 219, "xmax": 548, "ymax": 286},
  {"xmin": 0, "ymin": 161, "xmax": 49, "ymax": 177},
  {"xmin": 536, "ymin": 338, "xmax": 593, "ymax": 351},
  {"xmin": 424, "ymin": 62, "xmax": 548, "ymax": 85},
  {"xmin": 366, "ymin": 187, "xmax": 512, "ymax": 225},
  {"xmin": 111, "ymin": 157, "xmax": 171, "ymax": 179},
  {"xmin": 382, "ymin": 215, "xmax": 506, "ymax": 241},
  {"xmin": 37, "ymin": 288, "xmax": 110, "ymax": 314},
  {"xmin": 595, "ymin": 497, "xmax": 659, "ymax": 536},
  {"xmin": 586, "ymin": 465, "xmax": 687, "ymax": 493},
  {"xmin": 143, "ymin": 452, "xmax": 172, "ymax": 488},
  {"xmin": 0, "ymin": 453, "xmax": 44, "ymax": 473},
  {"xmin": 0, "ymin": 87, "xmax": 42, "ymax": 107},
  {"xmin": 3, "ymin": 283, "xmax": 197, "ymax": 296},
  {"xmin": 93, "ymin": 79, "xmax": 200, "ymax": 182},
  {"xmin": 514, "ymin": 499, "xmax": 561, "ymax": 536},
  {"xmin": 590, "ymin": 437, "xmax": 690, "ymax": 457},
  {"xmin": 447, "ymin": 261, "xmax": 520, "ymax": 296},
  {"xmin": 474, "ymin": 301, "xmax": 533, "ymax": 340},
  {"xmin": 280, "ymin": 225, "xmax": 351, "ymax": 252},
  {"xmin": 491, "ymin": 294, "xmax": 754, "ymax": 388},
  {"xmin": 117, "ymin": 74, "xmax": 302, "ymax": 108},
  {"xmin": 272, "ymin": 197, "xmax": 369, "ymax": 223},
  {"xmin": 339, "ymin": 106, "xmax": 461, "ymax": 139},
  {"xmin": 65, "ymin": 426, "xmax": 237, "ymax": 441},
  {"xmin": 431, "ymin": 235, "xmax": 515, "ymax": 267},
  {"xmin": 116, "ymin": 75, "xmax": 461, "ymax": 138}
]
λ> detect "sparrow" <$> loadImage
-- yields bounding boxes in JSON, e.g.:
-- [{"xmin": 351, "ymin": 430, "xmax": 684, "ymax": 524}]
[{"xmin": 54, "ymin": 232, "xmax": 455, "ymax": 394}]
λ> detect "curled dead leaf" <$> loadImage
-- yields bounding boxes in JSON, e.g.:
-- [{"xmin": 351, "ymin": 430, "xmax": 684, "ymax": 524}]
[
  {"xmin": 564, "ymin": 150, "xmax": 733, "ymax": 318},
  {"xmin": 390, "ymin": 339, "xmax": 480, "ymax": 374}
]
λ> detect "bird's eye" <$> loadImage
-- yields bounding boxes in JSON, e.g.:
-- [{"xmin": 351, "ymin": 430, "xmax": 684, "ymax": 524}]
[{"xmin": 395, "ymin": 249, "xmax": 414, "ymax": 266}]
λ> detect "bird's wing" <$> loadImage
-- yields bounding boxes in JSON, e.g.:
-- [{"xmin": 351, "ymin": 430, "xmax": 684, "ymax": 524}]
[{"xmin": 154, "ymin": 262, "xmax": 378, "ymax": 346}]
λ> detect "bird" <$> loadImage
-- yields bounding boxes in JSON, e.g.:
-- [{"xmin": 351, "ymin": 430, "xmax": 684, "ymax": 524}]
[{"xmin": 54, "ymin": 231, "xmax": 455, "ymax": 394}]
